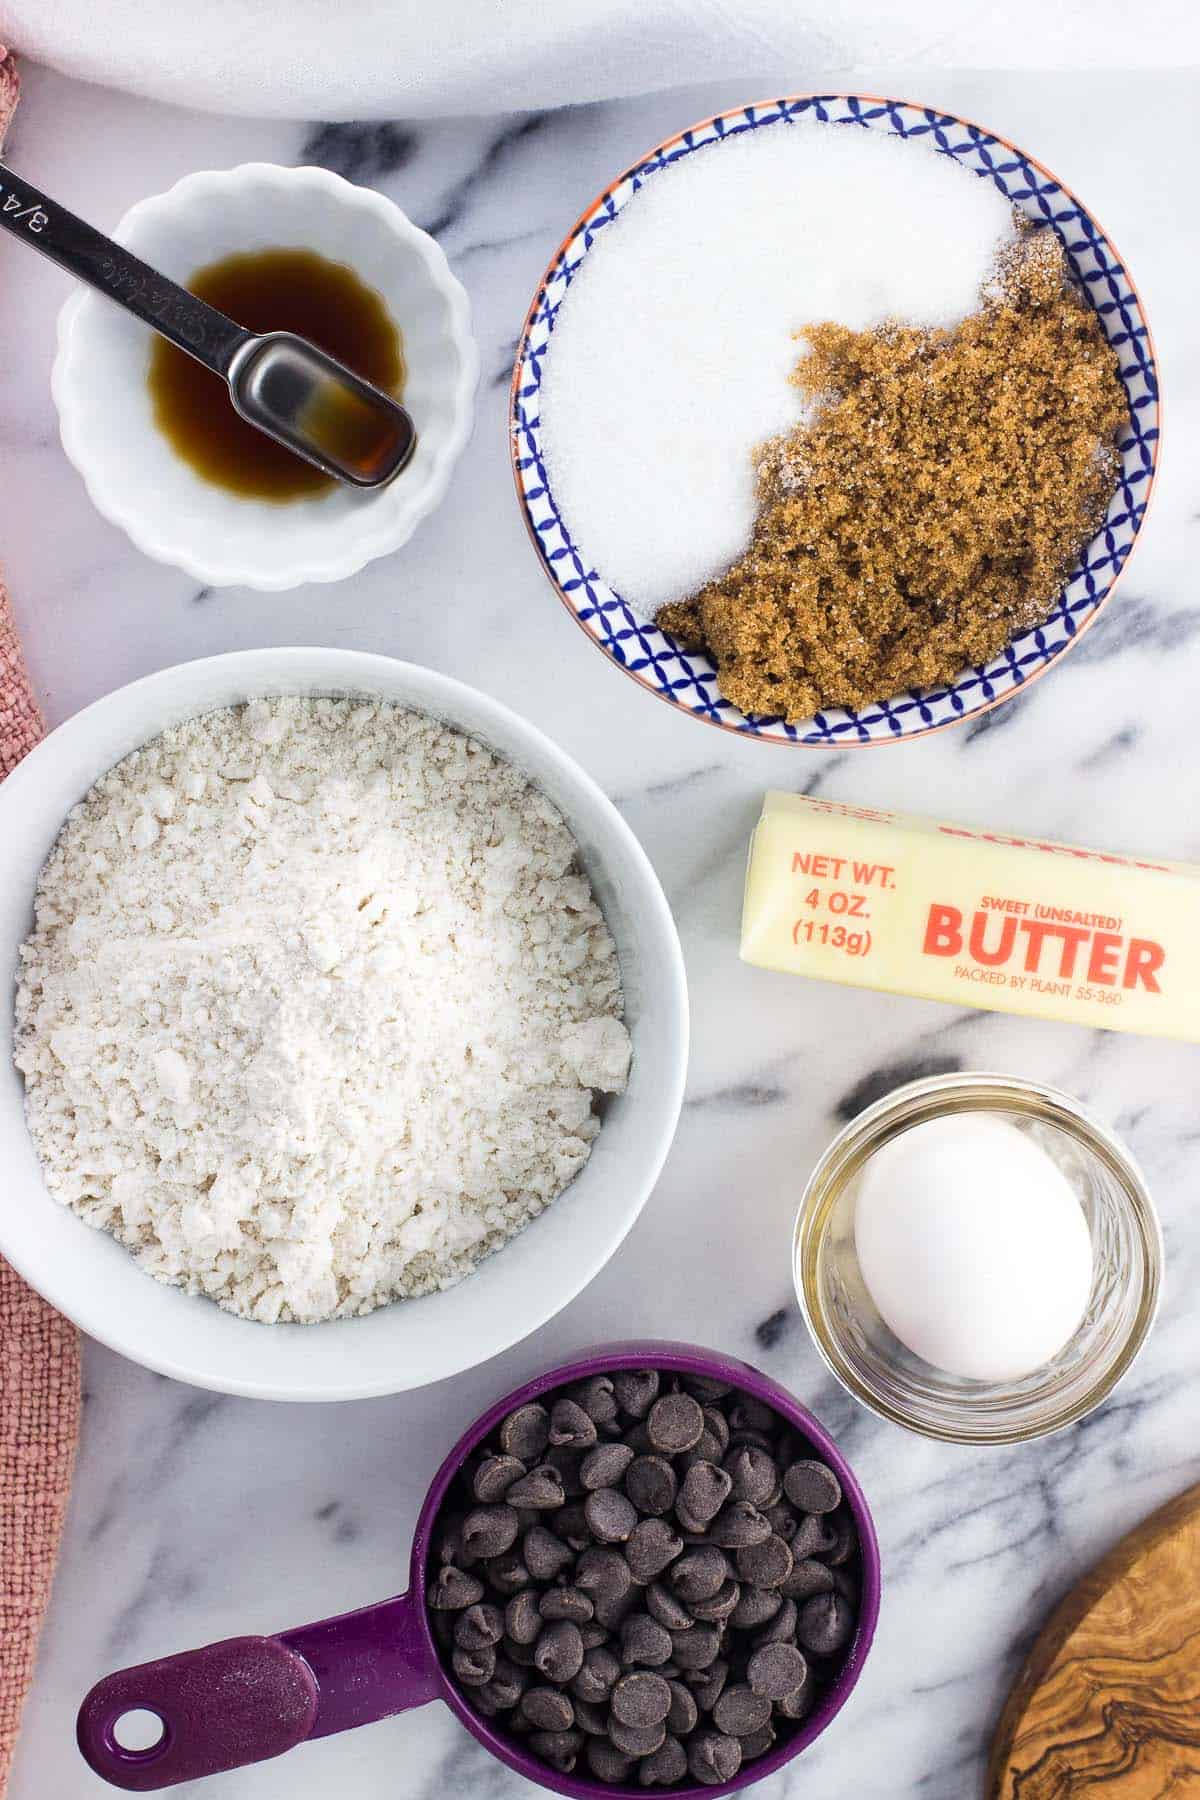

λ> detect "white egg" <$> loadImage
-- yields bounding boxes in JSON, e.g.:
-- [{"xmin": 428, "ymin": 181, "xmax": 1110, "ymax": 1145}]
[{"xmin": 852, "ymin": 1112, "xmax": 1093, "ymax": 1382}]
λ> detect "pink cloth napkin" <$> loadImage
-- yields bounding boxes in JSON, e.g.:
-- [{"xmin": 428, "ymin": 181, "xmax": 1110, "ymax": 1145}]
[{"xmin": 0, "ymin": 52, "xmax": 82, "ymax": 1798}]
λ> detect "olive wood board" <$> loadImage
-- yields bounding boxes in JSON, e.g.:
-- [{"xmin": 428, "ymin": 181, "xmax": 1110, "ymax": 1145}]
[{"xmin": 988, "ymin": 1481, "xmax": 1200, "ymax": 1798}]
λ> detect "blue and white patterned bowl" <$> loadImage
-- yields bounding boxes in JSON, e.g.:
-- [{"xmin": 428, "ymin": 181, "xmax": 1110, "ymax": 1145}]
[{"xmin": 510, "ymin": 95, "xmax": 1159, "ymax": 746}]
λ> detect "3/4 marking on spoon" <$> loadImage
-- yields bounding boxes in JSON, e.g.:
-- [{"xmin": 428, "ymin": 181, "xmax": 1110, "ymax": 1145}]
[{"xmin": 0, "ymin": 184, "xmax": 47, "ymax": 231}]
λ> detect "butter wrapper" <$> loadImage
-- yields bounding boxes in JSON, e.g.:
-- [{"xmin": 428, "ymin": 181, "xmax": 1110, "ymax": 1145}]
[{"xmin": 741, "ymin": 793, "xmax": 1200, "ymax": 1042}]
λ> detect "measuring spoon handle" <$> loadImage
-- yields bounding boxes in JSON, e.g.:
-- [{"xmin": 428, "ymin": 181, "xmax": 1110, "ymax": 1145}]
[
  {"xmin": 76, "ymin": 1590, "xmax": 441, "ymax": 1791},
  {"xmin": 0, "ymin": 160, "xmax": 250, "ymax": 377}
]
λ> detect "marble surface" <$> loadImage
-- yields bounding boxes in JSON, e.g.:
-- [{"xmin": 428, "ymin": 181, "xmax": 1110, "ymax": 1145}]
[{"xmin": 3, "ymin": 59, "xmax": 1200, "ymax": 1800}]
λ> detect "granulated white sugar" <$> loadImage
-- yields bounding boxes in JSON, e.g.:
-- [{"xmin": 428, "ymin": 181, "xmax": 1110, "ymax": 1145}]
[
  {"xmin": 14, "ymin": 699, "xmax": 631, "ymax": 1324},
  {"xmin": 538, "ymin": 122, "xmax": 1016, "ymax": 616}
]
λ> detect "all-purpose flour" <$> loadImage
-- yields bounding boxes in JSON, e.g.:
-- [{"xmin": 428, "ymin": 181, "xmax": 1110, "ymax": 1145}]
[{"xmin": 14, "ymin": 699, "xmax": 632, "ymax": 1323}]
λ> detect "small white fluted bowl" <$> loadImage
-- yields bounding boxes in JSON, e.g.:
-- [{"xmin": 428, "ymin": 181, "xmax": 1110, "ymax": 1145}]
[
  {"xmin": 0, "ymin": 650, "xmax": 688, "ymax": 1400},
  {"xmin": 52, "ymin": 164, "xmax": 478, "ymax": 589}
]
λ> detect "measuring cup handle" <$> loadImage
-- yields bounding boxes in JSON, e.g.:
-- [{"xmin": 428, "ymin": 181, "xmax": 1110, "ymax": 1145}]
[
  {"xmin": 76, "ymin": 1590, "xmax": 441, "ymax": 1791},
  {"xmin": 0, "ymin": 159, "xmax": 250, "ymax": 376}
]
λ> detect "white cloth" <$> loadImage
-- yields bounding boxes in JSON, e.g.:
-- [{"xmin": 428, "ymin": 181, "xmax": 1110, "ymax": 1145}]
[{"xmin": 1, "ymin": 0, "xmax": 1197, "ymax": 121}]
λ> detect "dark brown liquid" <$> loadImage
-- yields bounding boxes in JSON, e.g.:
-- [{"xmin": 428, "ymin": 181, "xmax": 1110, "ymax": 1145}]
[{"xmin": 147, "ymin": 247, "xmax": 405, "ymax": 501}]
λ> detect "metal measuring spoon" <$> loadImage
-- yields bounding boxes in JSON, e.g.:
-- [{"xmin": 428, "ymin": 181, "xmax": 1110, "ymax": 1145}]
[{"xmin": 0, "ymin": 160, "xmax": 417, "ymax": 489}]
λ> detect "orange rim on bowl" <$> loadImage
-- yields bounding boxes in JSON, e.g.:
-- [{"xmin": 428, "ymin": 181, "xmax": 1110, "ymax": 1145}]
[{"xmin": 509, "ymin": 93, "xmax": 1160, "ymax": 747}]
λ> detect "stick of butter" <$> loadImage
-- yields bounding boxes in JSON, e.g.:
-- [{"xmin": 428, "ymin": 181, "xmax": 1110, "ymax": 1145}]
[{"xmin": 741, "ymin": 792, "xmax": 1199, "ymax": 1041}]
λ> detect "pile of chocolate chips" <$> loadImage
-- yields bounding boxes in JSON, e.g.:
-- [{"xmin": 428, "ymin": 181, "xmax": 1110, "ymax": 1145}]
[{"xmin": 427, "ymin": 1368, "xmax": 860, "ymax": 1787}]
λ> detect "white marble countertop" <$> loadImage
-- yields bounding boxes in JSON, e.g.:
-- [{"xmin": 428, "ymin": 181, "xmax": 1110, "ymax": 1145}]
[{"xmin": 3, "ymin": 58, "xmax": 1199, "ymax": 1800}]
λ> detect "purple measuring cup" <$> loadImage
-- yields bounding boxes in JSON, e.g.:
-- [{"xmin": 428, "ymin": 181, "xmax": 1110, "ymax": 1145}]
[{"xmin": 77, "ymin": 1340, "xmax": 881, "ymax": 1796}]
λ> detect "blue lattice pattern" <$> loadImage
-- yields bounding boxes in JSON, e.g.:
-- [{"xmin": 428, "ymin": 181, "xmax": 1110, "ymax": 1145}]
[{"xmin": 511, "ymin": 95, "xmax": 1159, "ymax": 745}]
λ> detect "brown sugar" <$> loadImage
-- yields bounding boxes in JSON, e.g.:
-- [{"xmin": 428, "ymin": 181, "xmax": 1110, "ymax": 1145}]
[{"xmin": 657, "ymin": 228, "xmax": 1128, "ymax": 722}]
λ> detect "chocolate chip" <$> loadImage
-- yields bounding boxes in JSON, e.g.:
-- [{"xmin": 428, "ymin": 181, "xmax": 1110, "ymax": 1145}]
[
  {"xmin": 609, "ymin": 1715, "xmax": 668, "ymax": 1759},
  {"xmin": 709, "ymin": 1500, "xmax": 772, "ymax": 1549},
  {"xmin": 670, "ymin": 1545, "xmax": 730, "ymax": 1603},
  {"xmin": 660, "ymin": 1676, "xmax": 697, "ymax": 1736},
  {"xmin": 678, "ymin": 1461, "xmax": 733, "ymax": 1528},
  {"xmin": 833, "ymin": 1568, "xmax": 859, "ymax": 1604},
  {"xmin": 685, "ymin": 1659, "xmax": 728, "ymax": 1713},
  {"xmin": 730, "ymin": 1585, "xmax": 782, "ymax": 1630},
  {"xmin": 524, "ymin": 1526, "xmax": 573, "ymax": 1582},
  {"xmin": 680, "ymin": 1430, "xmax": 726, "ymax": 1473},
  {"xmin": 585, "ymin": 1487, "xmax": 638, "ymax": 1544},
  {"xmin": 577, "ymin": 1546, "xmax": 635, "ymax": 1627},
  {"xmin": 534, "ymin": 1619, "xmax": 585, "ymax": 1684},
  {"xmin": 687, "ymin": 1578, "xmax": 741, "ymax": 1624},
  {"xmin": 701, "ymin": 1406, "xmax": 731, "ymax": 1453},
  {"xmin": 730, "ymin": 1428, "xmax": 774, "ymax": 1454},
  {"xmin": 626, "ymin": 1456, "xmax": 678, "ymax": 1517},
  {"xmin": 728, "ymin": 1396, "xmax": 776, "ymax": 1434},
  {"xmin": 620, "ymin": 1612, "xmax": 674, "ymax": 1668},
  {"xmin": 613, "ymin": 1370, "xmax": 660, "ymax": 1419},
  {"xmin": 639, "ymin": 1735, "xmax": 688, "ymax": 1786},
  {"xmin": 777, "ymin": 1681, "xmax": 814, "ymax": 1720},
  {"xmin": 452, "ymin": 1643, "xmax": 495, "ymax": 1686},
  {"xmin": 581, "ymin": 1442, "xmax": 635, "ymax": 1490},
  {"xmin": 570, "ymin": 1375, "xmax": 619, "ymax": 1425},
  {"xmin": 647, "ymin": 1393, "xmax": 704, "ymax": 1455},
  {"xmin": 580, "ymin": 1622, "xmax": 610, "ymax": 1650},
  {"xmin": 739, "ymin": 1723, "xmax": 776, "ymax": 1760},
  {"xmin": 713, "ymin": 1684, "xmax": 772, "ymax": 1737},
  {"xmin": 428, "ymin": 1565, "xmax": 484, "ymax": 1610},
  {"xmin": 797, "ymin": 1591, "xmax": 855, "ymax": 1656},
  {"xmin": 736, "ymin": 1533, "xmax": 794, "ymax": 1590},
  {"xmin": 505, "ymin": 1589, "xmax": 543, "ymax": 1646},
  {"xmin": 502, "ymin": 1633, "xmax": 538, "ymax": 1667},
  {"xmin": 505, "ymin": 1466, "xmax": 565, "ymax": 1510},
  {"xmin": 823, "ymin": 1508, "xmax": 858, "ymax": 1566},
  {"xmin": 550, "ymin": 1397, "xmax": 598, "ymax": 1449},
  {"xmin": 752, "ymin": 1597, "xmax": 798, "ymax": 1647},
  {"xmin": 521, "ymin": 1686, "xmax": 576, "ymax": 1732},
  {"xmin": 724, "ymin": 1445, "xmax": 780, "ymax": 1508},
  {"xmin": 748, "ymin": 1641, "xmax": 808, "ymax": 1701},
  {"xmin": 626, "ymin": 1518, "xmax": 684, "ymax": 1583},
  {"xmin": 682, "ymin": 1375, "xmax": 733, "ymax": 1402},
  {"xmin": 462, "ymin": 1506, "xmax": 519, "ymax": 1561},
  {"xmin": 539, "ymin": 1586, "xmax": 594, "ymax": 1624},
  {"xmin": 437, "ymin": 1513, "xmax": 469, "ymax": 1567},
  {"xmin": 669, "ymin": 1623, "xmax": 722, "ymax": 1671},
  {"xmin": 612, "ymin": 1670, "xmax": 673, "ymax": 1729},
  {"xmin": 528, "ymin": 1728, "xmax": 583, "ymax": 1772},
  {"xmin": 790, "ymin": 1513, "xmax": 838, "ymax": 1560},
  {"xmin": 571, "ymin": 1645, "xmax": 621, "ymax": 1703},
  {"xmin": 687, "ymin": 1729, "xmax": 743, "ymax": 1785},
  {"xmin": 587, "ymin": 1739, "xmax": 636, "ymax": 1783},
  {"xmin": 545, "ymin": 1445, "xmax": 587, "ymax": 1499},
  {"xmin": 454, "ymin": 1603, "xmax": 503, "ymax": 1651},
  {"xmin": 551, "ymin": 1503, "xmax": 593, "ymax": 1551},
  {"xmin": 780, "ymin": 1556, "xmax": 835, "ymax": 1601},
  {"xmin": 500, "ymin": 1403, "xmax": 550, "ymax": 1463},
  {"xmin": 764, "ymin": 1500, "xmax": 799, "ymax": 1541},
  {"xmin": 673, "ymin": 1498, "xmax": 710, "ymax": 1538},
  {"xmin": 477, "ymin": 1656, "xmax": 526, "ymax": 1711},
  {"xmin": 487, "ymin": 1548, "xmax": 533, "ymax": 1595},
  {"xmin": 573, "ymin": 1697, "xmax": 608, "ymax": 1735},
  {"xmin": 783, "ymin": 1458, "xmax": 842, "ymax": 1515},
  {"xmin": 473, "ymin": 1454, "xmax": 526, "ymax": 1503},
  {"xmin": 646, "ymin": 1581, "xmax": 693, "ymax": 1632}
]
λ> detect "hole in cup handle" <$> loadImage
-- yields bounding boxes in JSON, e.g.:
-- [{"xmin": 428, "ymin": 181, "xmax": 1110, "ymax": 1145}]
[{"xmin": 76, "ymin": 1592, "xmax": 440, "ymax": 1790}]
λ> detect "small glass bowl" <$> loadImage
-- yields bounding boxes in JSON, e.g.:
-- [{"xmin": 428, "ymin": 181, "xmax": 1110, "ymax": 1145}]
[{"xmin": 794, "ymin": 1072, "xmax": 1163, "ymax": 1445}]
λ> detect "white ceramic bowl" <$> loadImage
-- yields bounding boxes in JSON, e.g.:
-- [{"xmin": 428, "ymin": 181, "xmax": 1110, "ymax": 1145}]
[
  {"xmin": 52, "ymin": 165, "xmax": 478, "ymax": 589},
  {"xmin": 0, "ymin": 650, "xmax": 688, "ymax": 1400}
]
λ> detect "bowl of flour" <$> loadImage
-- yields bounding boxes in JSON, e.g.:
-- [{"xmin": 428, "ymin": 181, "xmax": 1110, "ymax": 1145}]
[{"xmin": 0, "ymin": 649, "xmax": 687, "ymax": 1399}]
